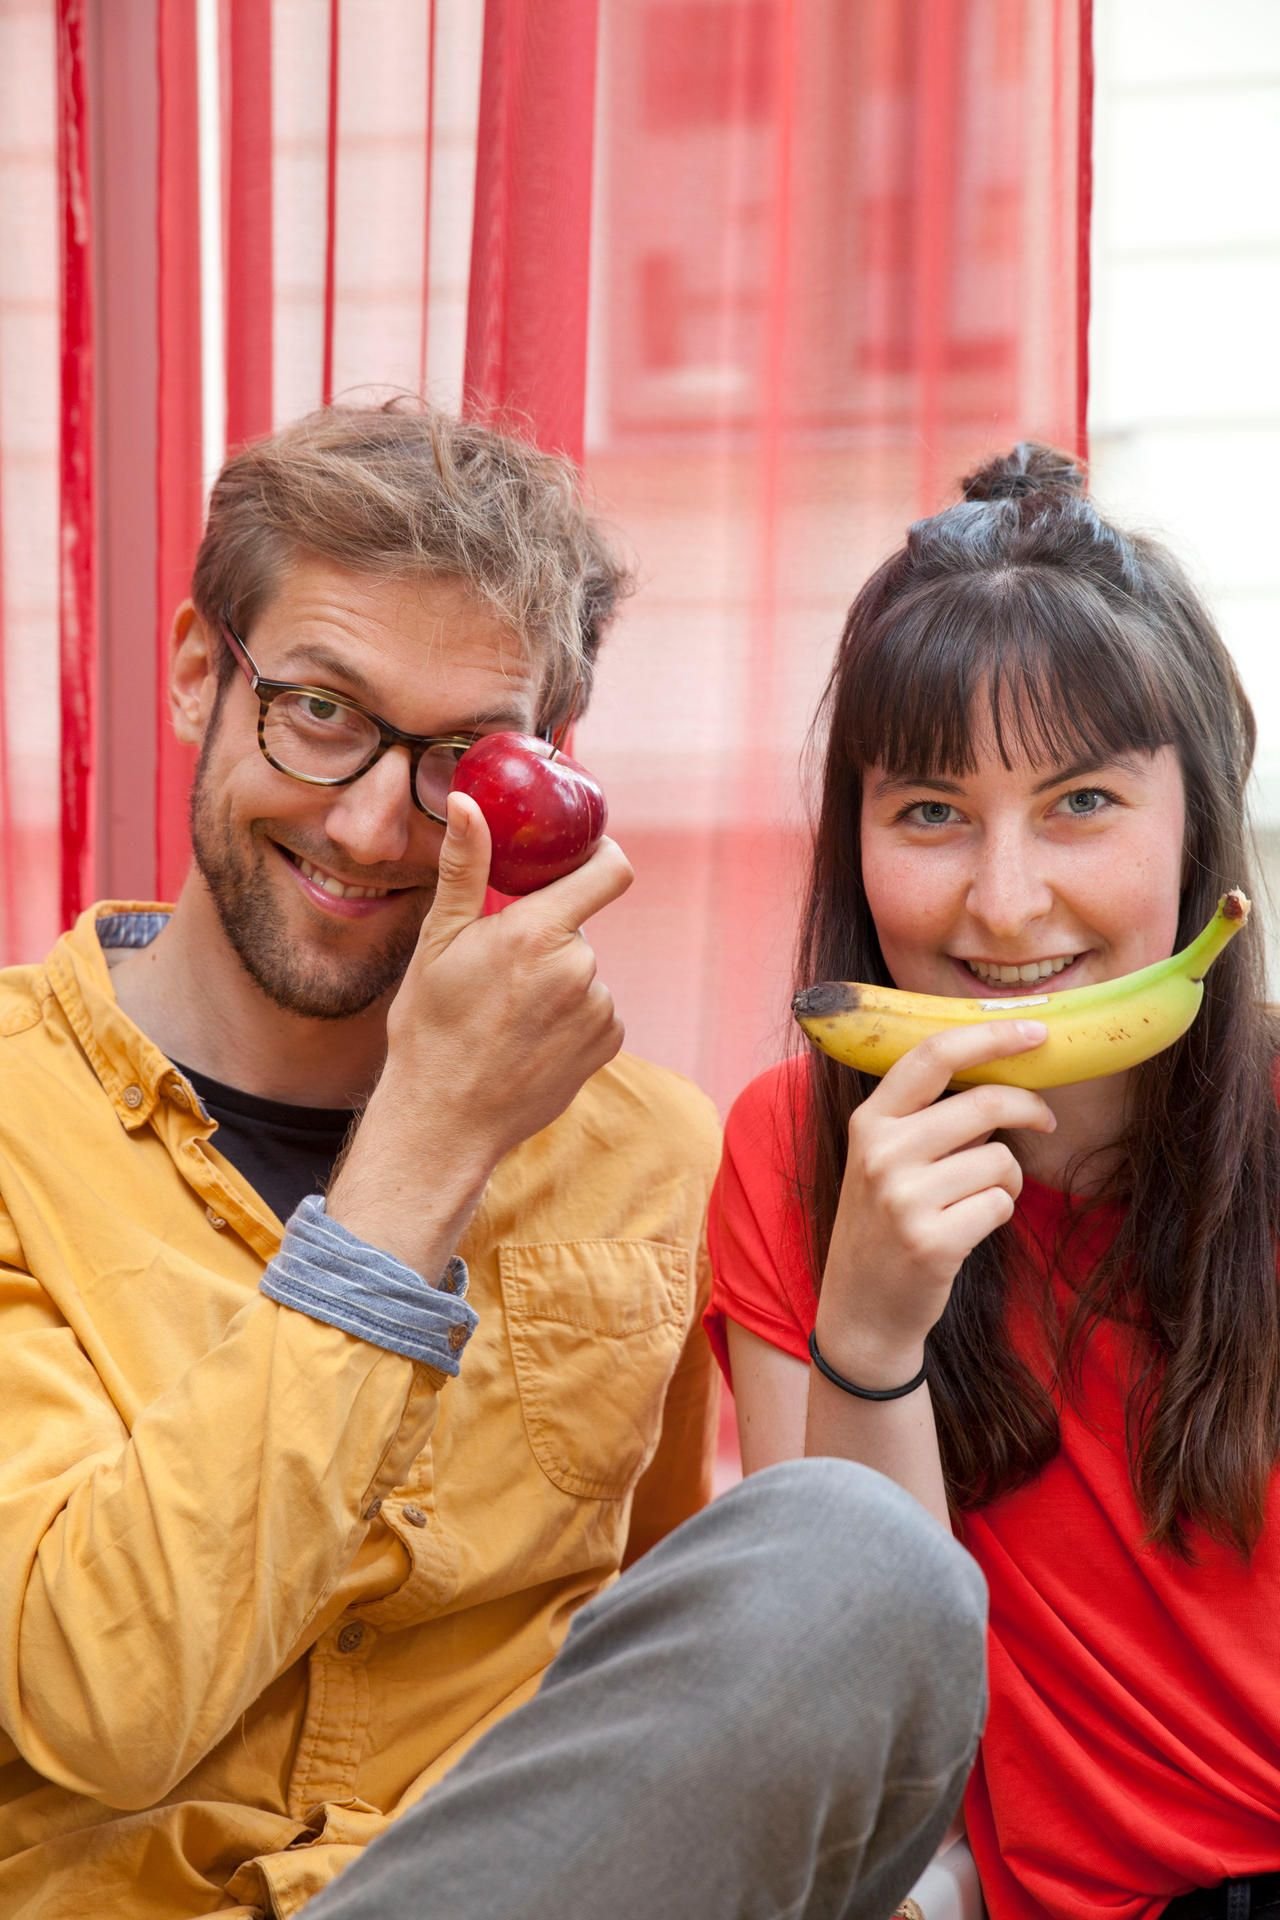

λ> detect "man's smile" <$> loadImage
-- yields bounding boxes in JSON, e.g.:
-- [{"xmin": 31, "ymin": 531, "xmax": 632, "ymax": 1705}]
[{"xmin": 273, "ymin": 840, "xmax": 423, "ymax": 916}]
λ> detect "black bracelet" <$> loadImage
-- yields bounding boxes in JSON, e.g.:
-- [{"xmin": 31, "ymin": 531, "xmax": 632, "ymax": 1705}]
[{"xmin": 808, "ymin": 1328, "xmax": 928, "ymax": 1402}]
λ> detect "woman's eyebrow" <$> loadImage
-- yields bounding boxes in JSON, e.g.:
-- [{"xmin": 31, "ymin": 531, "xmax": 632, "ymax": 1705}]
[
  {"xmin": 869, "ymin": 753, "xmax": 1152, "ymax": 803},
  {"xmin": 1031, "ymin": 753, "xmax": 1147, "ymax": 793},
  {"xmin": 869, "ymin": 773, "xmax": 965, "ymax": 800}
]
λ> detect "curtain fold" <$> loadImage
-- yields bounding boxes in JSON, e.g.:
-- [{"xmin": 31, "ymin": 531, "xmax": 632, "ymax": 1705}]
[
  {"xmin": 1, "ymin": 0, "xmax": 1092, "ymax": 1121},
  {"xmin": 0, "ymin": 431, "xmax": 13, "ymax": 952},
  {"xmin": 321, "ymin": 0, "xmax": 340, "ymax": 403},
  {"xmin": 225, "ymin": 0, "xmax": 274, "ymax": 449},
  {"xmin": 0, "ymin": 0, "xmax": 61, "ymax": 959},
  {"xmin": 55, "ymin": 0, "xmax": 96, "ymax": 931},
  {"xmin": 155, "ymin": 0, "xmax": 202, "ymax": 901},
  {"xmin": 464, "ymin": 0, "xmax": 600, "ymax": 463}
]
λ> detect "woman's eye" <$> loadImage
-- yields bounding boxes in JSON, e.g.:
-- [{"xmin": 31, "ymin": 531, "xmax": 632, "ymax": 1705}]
[
  {"xmin": 304, "ymin": 696, "xmax": 341, "ymax": 723},
  {"xmin": 906, "ymin": 800, "xmax": 957, "ymax": 827},
  {"xmin": 1057, "ymin": 786, "xmax": 1115, "ymax": 817}
]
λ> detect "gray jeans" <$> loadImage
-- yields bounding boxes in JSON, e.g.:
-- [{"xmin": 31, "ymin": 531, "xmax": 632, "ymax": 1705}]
[{"xmin": 305, "ymin": 1459, "xmax": 987, "ymax": 1920}]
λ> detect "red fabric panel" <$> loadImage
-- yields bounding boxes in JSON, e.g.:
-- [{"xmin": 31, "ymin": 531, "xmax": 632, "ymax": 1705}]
[
  {"xmin": 912, "ymin": 0, "xmax": 963, "ymax": 509},
  {"xmin": 584, "ymin": 0, "xmax": 1092, "ymax": 1116},
  {"xmin": 464, "ymin": 0, "xmax": 600, "ymax": 464},
  {"xmin": 1076, "ymin": 0, "xmax": 1094, "ymax": 456},
  {"xmin": 417, "ymin": 0, "xmax": 437, "ymax": 394},
  {"xmin": 322, "ymin": 0, "xmax": 340, "ymax": 405},
  {"xmin": 226, "ymin": 0, "xmax": 273, "ymax": 450},
  {"xmin": 95, "ymin": 0, "xmax": 160, "ymax": 905},
  {"xmin": 0, "ymin": 436, "xmax": 15, "ymax": 953},
  {"xmin": 706, "ymin": 0, "xmax": 797, "ymax": 1096},
  {"xmin": 155, "ymin": 0, "xmax": 202, "ymax": 901},
  {"xmin": 55, "ymin": 0, "xmax": 96, "ymax": 929}
]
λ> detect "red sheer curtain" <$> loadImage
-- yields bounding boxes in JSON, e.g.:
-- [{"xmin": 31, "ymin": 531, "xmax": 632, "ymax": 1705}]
[
  {"xmin": 0, "ymin": 0, "xmax": 1091, "ymax": 1121},
  {"xmin": 55, "ymin": 0, "xmax": 96, "ymax": 931},
  {"xmin": 464, "ymin": 0, "xmax": 600, "ymax": 465},
  {"xmin": 154, "ymin": 0, "xmax": 202, "ymax": 901},
  {"xmin": 0, "ymin": 0, "xmax": 62, "ymax": 958},
  {"xmin": 586, "ymin": 0, "xmax": 1090, "ymax": 1108}
]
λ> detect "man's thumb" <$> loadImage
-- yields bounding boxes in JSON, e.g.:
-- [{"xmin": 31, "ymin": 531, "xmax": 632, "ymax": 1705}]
[{"xmin": 417, "ymin": 792, "xmax": 492, "ymax": 960}]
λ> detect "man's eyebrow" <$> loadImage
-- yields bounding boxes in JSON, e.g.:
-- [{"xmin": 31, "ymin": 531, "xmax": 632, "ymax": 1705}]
[
  {"xmin": 277, "ymin": 643, "xmax": 380, "ymax": 700},
  {"xmin": 276, "ymin": 644, "xmax": 531, "ymax": 732}
]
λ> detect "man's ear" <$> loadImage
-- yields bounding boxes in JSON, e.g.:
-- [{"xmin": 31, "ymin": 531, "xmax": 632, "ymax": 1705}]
[{"xmin": 169, "ymin": 603, "xmax": 220, "ymax": 745}]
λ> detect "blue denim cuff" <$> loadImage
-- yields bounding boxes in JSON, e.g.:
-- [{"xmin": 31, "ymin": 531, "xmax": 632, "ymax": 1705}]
[{"xmin": 260, "ymin": 1194, "xmax": 477, "ymax": 1373}]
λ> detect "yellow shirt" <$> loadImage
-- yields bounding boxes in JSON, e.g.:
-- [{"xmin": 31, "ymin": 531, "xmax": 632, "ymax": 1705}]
[{"xmin": 0, "ymin": 905, "xmax": 721, "ymax": 1919}]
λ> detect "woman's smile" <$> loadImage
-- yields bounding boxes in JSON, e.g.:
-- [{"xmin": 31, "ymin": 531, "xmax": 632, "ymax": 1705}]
[{"xmin": 950, "ymin": 949, "xmax": 1090, "ymax": 994}]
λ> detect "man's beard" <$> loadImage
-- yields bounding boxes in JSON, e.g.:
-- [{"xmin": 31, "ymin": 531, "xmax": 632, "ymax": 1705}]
[{"xmin": 188, "ymin": 743, "xmax": 425, "ymax": 1020}]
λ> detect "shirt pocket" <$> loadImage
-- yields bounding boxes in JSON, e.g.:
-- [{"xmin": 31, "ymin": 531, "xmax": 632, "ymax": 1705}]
[{"xmin": 499, "ymin": 1239, "xmax": 689, "ymax": 1500}]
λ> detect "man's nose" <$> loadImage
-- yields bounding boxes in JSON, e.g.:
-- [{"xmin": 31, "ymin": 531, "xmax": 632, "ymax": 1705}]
[
  {"xmin": 965, "ymin": 831, "xmax": 1054, "ymax": 941},
  {"xmin": 322, "ymin": 747, "xmax": 416, "ymax": 867}
]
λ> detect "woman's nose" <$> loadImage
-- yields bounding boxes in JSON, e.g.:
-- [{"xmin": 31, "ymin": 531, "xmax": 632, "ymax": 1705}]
[{"xmin": 965, "ymin": 834, "xmax": 1054, "ymax": 941}]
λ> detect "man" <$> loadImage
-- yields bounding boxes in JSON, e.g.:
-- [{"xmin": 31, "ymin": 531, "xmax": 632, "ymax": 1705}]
[{"xmin": 0, "ymin": 402, "xmax": 986, "ymax": 1920}]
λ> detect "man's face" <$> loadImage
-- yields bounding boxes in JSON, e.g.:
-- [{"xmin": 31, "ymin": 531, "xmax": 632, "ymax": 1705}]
[{"xmin": 188, "ymin": 557, "xmax": 544, "ymax": 1019}]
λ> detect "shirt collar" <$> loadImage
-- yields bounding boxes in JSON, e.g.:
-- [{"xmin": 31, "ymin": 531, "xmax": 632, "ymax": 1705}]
[{"xmin": 46, "ymin": 901, "xmax": 186, "ymax": 1131}]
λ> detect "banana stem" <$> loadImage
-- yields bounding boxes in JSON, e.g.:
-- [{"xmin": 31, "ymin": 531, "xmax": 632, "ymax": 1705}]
[{"xmin": 1184, "ymin": 888, "xmax": 1251, "ymax": 981}]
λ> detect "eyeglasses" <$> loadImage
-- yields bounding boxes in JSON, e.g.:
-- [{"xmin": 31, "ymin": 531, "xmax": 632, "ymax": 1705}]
[{"xmin": 219, "ymin": 615, "xmax": 551, "ymax": 825}]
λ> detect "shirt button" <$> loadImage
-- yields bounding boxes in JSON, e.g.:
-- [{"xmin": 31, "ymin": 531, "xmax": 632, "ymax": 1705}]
[
  {"xmin": 122, "ymin": 1084, "xmax": 144, "ymax": 1110},
  {"xmin": 169, "ymin": 1081, "xmax": 190, "ymax": 1109},
  {"xmin": 363, "ymin": 1498, "xmax": 383, "ymax": 1521},
  {"xmin": 447, "ymin": 1323, "xmax": 468, "ymax": 1353},
  {"xmin": 206, "ymin": 1207, "xmax": 227, "ymax": 1230},
  {"xmin": 402, "ymin": 1505, "xmax": 428, "ymax": 1528},
  {"xmin": 336, "ymin": 1622, "xmax": 366, "ymax": 1655}
]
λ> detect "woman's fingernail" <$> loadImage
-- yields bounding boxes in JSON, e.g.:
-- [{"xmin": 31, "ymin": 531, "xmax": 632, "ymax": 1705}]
[{"xmin": 1016, "ymin": 1021, "xmax": 1048, "ymax": 1042}]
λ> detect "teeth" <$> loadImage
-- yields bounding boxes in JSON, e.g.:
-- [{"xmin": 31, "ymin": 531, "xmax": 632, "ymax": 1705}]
[
  {"xmin": 968, "ymin": 954, "xmax": 1075, "ymax": 986},
  {"xmin": 296, "ymin": 856, "xmax": 390, "ymax": 901}
]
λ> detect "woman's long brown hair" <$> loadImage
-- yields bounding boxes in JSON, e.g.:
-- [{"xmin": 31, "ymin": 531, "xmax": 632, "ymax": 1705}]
[{"xmin": 796, "ymin": 443, "xmax": 1280, "ymax": 1557}]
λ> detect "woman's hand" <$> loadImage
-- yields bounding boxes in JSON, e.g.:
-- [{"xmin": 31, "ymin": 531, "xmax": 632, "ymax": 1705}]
[{"xmin": 813, "ymin": 1019, "xmax": 1056, "ymax": 1389}]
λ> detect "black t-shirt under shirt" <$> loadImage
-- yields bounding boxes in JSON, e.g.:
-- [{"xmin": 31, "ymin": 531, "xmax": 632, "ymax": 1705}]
[{"xmin": 172, "ymin": 1062, "xmax": 357, "ymax": 1224}]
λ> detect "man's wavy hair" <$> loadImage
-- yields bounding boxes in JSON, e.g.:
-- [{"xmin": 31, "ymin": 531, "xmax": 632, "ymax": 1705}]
[{"xmin": 191, "ymin": 397, "xmax": 631, "ymax": 728}]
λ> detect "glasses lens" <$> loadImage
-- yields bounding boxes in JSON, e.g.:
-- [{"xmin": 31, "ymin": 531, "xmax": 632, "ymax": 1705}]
[
  {"xmin": 416, "ymin": 741, "xmax": 471, "ymax": 818},
  {"xmin": 263, "ymin": 691, "xmax": 380, "ymax": 779}
]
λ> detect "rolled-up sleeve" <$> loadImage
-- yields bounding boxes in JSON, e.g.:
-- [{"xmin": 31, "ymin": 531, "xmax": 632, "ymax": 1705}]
[{"xmin": 262, "ymin": 1195, "xmax": 477, "ymax": 1372}]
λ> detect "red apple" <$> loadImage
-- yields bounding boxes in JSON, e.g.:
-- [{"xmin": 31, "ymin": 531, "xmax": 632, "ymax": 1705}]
[{"xmin": 449, "ymin": 732, "xmax": 609, "ymax": 895}]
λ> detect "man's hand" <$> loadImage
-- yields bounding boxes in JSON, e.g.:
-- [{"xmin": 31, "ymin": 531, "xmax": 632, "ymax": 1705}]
[{"xmin": 327, "ymin": 792, "xmax": 633, "ymax": 1275}]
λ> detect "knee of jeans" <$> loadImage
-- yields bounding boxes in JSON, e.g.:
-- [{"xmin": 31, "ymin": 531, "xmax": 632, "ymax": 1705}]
[{"xmin": 714, "ymin": 1459, "xmax": 987, "ymax": 1692}]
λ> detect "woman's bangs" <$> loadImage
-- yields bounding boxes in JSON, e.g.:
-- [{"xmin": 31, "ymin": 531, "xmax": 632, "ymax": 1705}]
[{"xmin": 845, "ymin": 574, "xmax": 1176, "ymax": 778}]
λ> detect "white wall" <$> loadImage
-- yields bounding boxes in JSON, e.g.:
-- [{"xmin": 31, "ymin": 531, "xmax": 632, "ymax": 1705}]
[{"xmin": 1089, "ymin": 0, "xmax": 1280, "ymax": 982}]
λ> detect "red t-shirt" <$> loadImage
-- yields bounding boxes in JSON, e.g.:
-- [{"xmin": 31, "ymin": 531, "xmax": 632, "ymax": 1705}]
[{"xmin": 707, "ymin": 1058, "xmax": 1280, "ymax": 1920}]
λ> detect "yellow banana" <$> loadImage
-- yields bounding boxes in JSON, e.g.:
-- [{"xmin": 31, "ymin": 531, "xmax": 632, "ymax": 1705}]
[{"xmin": 793, "ymin": 890, "xmax": 1251, "ymax": 1090}]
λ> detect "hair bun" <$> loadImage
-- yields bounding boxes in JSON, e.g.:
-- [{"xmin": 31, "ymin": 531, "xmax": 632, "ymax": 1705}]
[{"xmin": 961, "ymin": 441, "xmax": 1085, "ymax": 504}]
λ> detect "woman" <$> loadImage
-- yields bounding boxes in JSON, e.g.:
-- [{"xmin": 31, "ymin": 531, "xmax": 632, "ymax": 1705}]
[{"xmin": 707, "ymin": 444, "xmax": 1280, "ymax": 1920}]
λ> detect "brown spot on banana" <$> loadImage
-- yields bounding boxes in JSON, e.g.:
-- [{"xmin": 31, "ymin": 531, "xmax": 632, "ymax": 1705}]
[{"xmin": 793, "ymin": 982, "xmax": 863, "ymax": 1018}]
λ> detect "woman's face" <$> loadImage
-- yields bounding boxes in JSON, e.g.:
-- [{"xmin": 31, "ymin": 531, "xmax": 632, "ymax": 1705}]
[{"xmin": 859, "ymin": 730, "xmax": 1187, "ymax": 1005}]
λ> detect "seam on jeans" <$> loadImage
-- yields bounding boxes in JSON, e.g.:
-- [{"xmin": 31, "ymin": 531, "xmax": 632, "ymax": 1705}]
[
  {"xmin": 766, "ymin": 1830, "xmax": 876, "ymax": 1920},
  {"xmin": 764, "ymin": 1766, "xmax": 979, "ymax": 1920}
]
